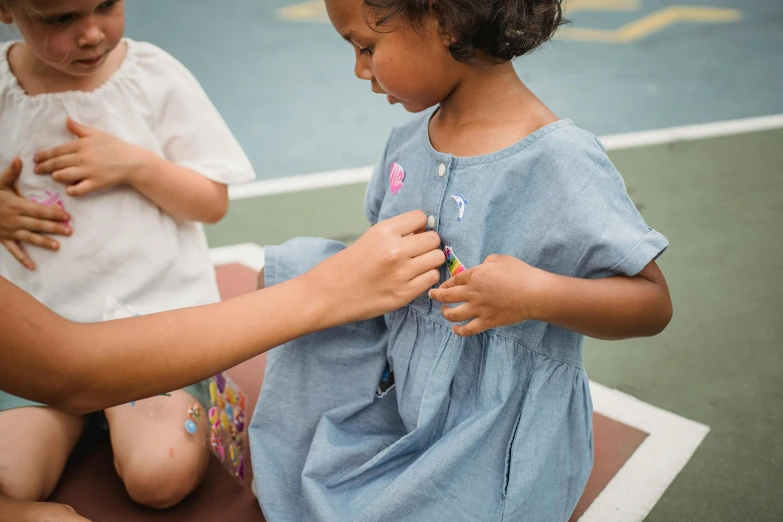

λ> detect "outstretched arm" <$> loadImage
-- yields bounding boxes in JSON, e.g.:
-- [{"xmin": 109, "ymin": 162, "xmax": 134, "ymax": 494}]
[{"xmin": 1, "ymin": 211, "xmax": 444, "ymax": 414}]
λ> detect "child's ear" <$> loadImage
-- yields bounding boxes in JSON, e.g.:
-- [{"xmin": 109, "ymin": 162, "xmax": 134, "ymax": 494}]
[{"xmin": 0, "ymin": 5, "xmax": 14, "ymax": 25}]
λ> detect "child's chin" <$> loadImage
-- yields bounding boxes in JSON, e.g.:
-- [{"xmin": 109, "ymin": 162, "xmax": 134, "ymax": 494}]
[{"xmin": 400, "ymin": 101, "xmax": 436, "ymax": 114}]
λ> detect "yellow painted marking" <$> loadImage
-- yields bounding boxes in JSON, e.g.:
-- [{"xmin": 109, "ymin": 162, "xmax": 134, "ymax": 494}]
[
  {"xmin": 565, "ymin": 0, "xmax": 640, "ymax": 14},
  {"xmin": 276, "ymin": 2, "xmax": 743, "ymax": 44},
  {"xmin": 278, "ymin": 0, "xmax": 329, "ymax": 24},
  {"xmin": 559, "ymin": 5, "xmax": 742, "ymax": 43}
]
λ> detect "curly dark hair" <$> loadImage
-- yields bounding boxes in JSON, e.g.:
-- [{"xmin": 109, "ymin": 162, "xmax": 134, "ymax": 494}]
[{"xmin": 363, "ymin": 0, "xmax": 566, "ymax": 63}]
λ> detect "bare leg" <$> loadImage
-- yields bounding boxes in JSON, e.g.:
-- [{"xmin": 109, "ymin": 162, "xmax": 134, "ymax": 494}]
[
  {"xmin": 105, "ymin": 390, "xmax": 210, "ymax": 509},
  {"xmin": 0, "ymin": 407, "xmax": 84, "ymax": 501},
  {"xmin": 0, "ymin": 494, "xmax": 92, "ymax": 521}
]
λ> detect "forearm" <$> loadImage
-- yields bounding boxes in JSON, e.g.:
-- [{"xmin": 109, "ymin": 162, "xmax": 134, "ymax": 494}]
[
  {"xmin": 1, "ymin": 275, "xmax": 327, "ymax": 414},
  {"xmin": 537, "ymin": 268, "xmax": 672, "ymax": 341},
  {"xmin": 129, "ymin": 152, "xmax": 228, "ymax": 223}
]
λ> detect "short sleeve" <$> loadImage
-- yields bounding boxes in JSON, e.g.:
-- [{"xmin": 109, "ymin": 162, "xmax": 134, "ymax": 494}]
[
  {"xmin": 552, "ymin": 139, "xmax": 668, "ymax": 279},
  {"xmin": 141, "ymin": 44, "xmax": 255, "ymax": 184}
]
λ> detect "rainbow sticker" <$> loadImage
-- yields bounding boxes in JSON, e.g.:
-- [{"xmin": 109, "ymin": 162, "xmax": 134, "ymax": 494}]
[{"xmin": 444, "ymin": 246, "xmax": 465, "ymax": 278}]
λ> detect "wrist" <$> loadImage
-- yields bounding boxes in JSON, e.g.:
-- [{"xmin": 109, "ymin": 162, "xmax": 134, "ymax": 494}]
[
  {"xmin": 292, "ymin": 269, "xmax": 333, "ymax": 333},
  {"xmin": 125, "ymin": 147, "xmax": 159, "ymax": 188},
  {"xmin": 529, "ymin": 269, "xmax": 559, "ymax": 323}
]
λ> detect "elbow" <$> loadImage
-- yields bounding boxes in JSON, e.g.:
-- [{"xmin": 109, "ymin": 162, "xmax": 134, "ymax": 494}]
[
  {"xmin": 201, "ymin": 190, "xmax": 229, "ymax": 224},
  {"xmin": 643, "ymin": 297, "xmax": 673, "ymax": 338},
  {"xmin": 656, "ymin": 300, "xmax": 674, "ymax": 335},
  {"xmin": 202, "ymin": 204, "xmax": 228, "ymax": 224}
]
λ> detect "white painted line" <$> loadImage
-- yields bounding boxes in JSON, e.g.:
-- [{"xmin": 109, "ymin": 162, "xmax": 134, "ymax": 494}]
[
  {"xmin": 229, "ymin": 166, "xmax": 373, "ymax": 200},
  {"xmin": 599, "ymin": 113, "xmax": 783, "ymax": 150},
  {"xmin": 210, "ymin": 243, "xmax": 710, "ymax": 520},
  {"xmin": 581, "ymin": 382, "xmax": 710, "ymax": 522},
  {"xmin": 229, "ymin": 114, "xmax": 783, "ymax": 201},
  {"xmin": 209, "ymin": 243, "xmax": 265, "ymax": 270}
]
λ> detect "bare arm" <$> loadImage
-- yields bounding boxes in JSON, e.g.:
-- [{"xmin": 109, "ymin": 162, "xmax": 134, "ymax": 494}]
[
  {"xmin": 0, "ymin": 211, "xmax": 445, "ymax": 414},
  {"xmin": 34, "ymin": 118, "xmax": 228, "ymax": 223},
  {"xmin": 538, "ymin": 261, "xmax": 672, "ymax": 340},
  {"xmin": 128, "ymin": 152, "xmax": 228, "ymax": 223},
  {"xmin": 431, "ymin": 256, "xmax": 671, "ymax": 340}
]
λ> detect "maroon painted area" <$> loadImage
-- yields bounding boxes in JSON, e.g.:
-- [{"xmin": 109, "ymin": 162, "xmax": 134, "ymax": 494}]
[
  {"xmin": 48, "ymin": 263, "xmax": 648, "ymax": 521},
  {"xmin": 214, "ymin": 263, "xmax": 260, "ymax": 300},
  {"xmin": 570, "ymin": 414, "xmax": 649, "ymax": 521}
]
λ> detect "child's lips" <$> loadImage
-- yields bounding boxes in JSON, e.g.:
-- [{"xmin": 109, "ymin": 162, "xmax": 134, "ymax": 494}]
[{"xmin": 75, "ymin": 53, "xmax": 105, "ymax": 66}]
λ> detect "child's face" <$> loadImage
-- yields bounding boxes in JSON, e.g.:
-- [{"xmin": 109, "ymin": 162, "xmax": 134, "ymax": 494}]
[
  {"xmin": 326, "ymin": 0, "xmax": 461, "ymax": 113},
  {"xmin": 0, "ymin": 0, "xmax": 124, "ymax": 78}
]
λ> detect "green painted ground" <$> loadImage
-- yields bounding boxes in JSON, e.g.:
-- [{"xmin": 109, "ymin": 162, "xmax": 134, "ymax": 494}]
[{"xmin": 207, "ymin": 128, "xmax": 783, "ymax": 521}]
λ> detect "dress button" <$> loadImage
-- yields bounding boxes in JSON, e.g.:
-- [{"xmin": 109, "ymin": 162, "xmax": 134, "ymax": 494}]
[
  {"xmin": 427, "ymin": 215, "xmax": 436, "ymax": 229},
  {"xmin": 438, "ymin": 163, "xmax": 446, "ymax": 177}
]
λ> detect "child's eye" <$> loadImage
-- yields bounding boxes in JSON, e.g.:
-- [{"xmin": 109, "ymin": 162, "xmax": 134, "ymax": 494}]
[
  {"xmin": 43, "ymin": 13, "xmax": 74, "ymax": 25},
  {"xmin": 359, "ymin": 47, "xmax": 374, "ymax": 57},
  {"xmin": 98, "ymin": 0, "xmax": 119, "ymax": 12}
]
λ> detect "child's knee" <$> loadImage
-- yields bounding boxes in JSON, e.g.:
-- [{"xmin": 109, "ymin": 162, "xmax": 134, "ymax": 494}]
[
  {"xmin": 0, "ymin": 468, "xmax": 57, "ymax": 502},
  {"xmin": 120, "ymin": 449, "xmax": 209, "ymax": 509}
]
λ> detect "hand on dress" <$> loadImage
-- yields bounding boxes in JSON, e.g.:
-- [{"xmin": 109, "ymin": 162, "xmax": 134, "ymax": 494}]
[
  {"xmin": 429, "ymin": 254, "xmax": 548, "ymax": 336},
  {"xmin": 0, "ymin": 158, "xmax": 72, "ymax": 270},
  {"xmin": 34, "ymin": 118, "xmax": 154, "ymax": 197}
]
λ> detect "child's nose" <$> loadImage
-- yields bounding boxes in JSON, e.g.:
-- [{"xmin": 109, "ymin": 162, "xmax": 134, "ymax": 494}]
[
  {"xmin": 77, "ymin": 21, "xmax": 105, "ymax": 48},
  {"xmin": 354, "ymin": 57, "xmax": 373, "ymax": 82}
]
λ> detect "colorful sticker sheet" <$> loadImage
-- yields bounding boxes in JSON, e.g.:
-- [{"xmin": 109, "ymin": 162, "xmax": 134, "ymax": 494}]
[{"xmin": 207, "ymin": 372, "xmax": 247, "ymax": 480}]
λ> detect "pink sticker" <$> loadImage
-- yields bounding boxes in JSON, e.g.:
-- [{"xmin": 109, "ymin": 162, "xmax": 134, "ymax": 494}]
[
  {"xmin": 31, "ymin": 190, "xmax": 70, "ymax": 227},
  {"xmin": 389, "ymin": 163, "xmax": 405, "ymax": 195}
]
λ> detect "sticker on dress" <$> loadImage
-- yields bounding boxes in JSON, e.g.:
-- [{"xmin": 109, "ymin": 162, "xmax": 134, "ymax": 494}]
[
  {"xmin": 375, "ymin": 363, "xmax": 396, "ymax": 398},
  {"xmin": 389, "ymin": 162, "xmax": 405, "ymax": 195},
  {"xmin": 30, "ymin": 190, "xmax": 70, "ymax": 227},
  {"xmin": 444, "ymin": 246, "xmax": 466, "ymax": 278},
  {"xmin": 450, "ymin": 194, "xmax": 467, "ymax": 223}
]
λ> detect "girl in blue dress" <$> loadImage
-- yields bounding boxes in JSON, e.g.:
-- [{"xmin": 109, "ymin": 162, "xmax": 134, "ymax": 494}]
[{"xmin": 250, "ymin": 1, "xmax": 673, "ymax": 520}]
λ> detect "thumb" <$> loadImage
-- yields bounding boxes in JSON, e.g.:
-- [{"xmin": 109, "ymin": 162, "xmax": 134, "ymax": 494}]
[
  {"xmin": 66, "ymin": 117, "xmax": 94, "ymax": 137},
  {"xmin": 0, "ymin": 157, "xmax": 22, "ymax": 188}
]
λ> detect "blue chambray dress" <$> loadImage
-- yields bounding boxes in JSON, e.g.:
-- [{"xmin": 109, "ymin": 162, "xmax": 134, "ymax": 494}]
[{"xmin": 249, "ymin": 116, "xmax": 668, "ymax": 522}]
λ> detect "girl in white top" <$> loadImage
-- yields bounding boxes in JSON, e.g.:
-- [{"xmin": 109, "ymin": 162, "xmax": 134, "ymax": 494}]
[{"xmin": 0, "ymin": 0, "xmax": 254, "ymax": 508}]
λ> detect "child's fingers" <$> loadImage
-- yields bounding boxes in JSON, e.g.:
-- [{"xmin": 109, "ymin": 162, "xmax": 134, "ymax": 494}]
[
  {"xmin": 66, "ymin": 179, "xmax": 98, "ymax": 197},
  {"xmin": 20, "ymin": 200, "xmax": 70, "ymax": 223},
  {"xmin": 18, "ymin": 215, "xmax": 72, "ymax": 236},
  {"xmin": 0, "ymin": 157, "xmax": 22, "ymax": 185},
  {"xmin": 435, "ymin": 269, "xmax": 472, "ymax": 291},
  {"xmin": 429, "ymin": 284, "xmax": 469, "ymax": 304},
  {"xmin": 35, "ymin": 153, "xmax": 80, "ymax": 175},
  {"xmin": 440, "ymin": 303, "xmax": 476, "ymax": 323},
  {"xmin": 51, "ymin": 167, "xmax": 85, "ymax": 184},
  {"xmin": 1, "ymin": 239, "xmax": 35, "ymax": 270},
  {"xmin": 34, "ymin": 140, "xmax": 80, "ymax": 164},
  {"xmin": 14, "ymin": 229, "xmax": 60, "ymax": 251},
  {"xmin": 453, "ymin": 319, "xmax": 489, "ymax": 337}
]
